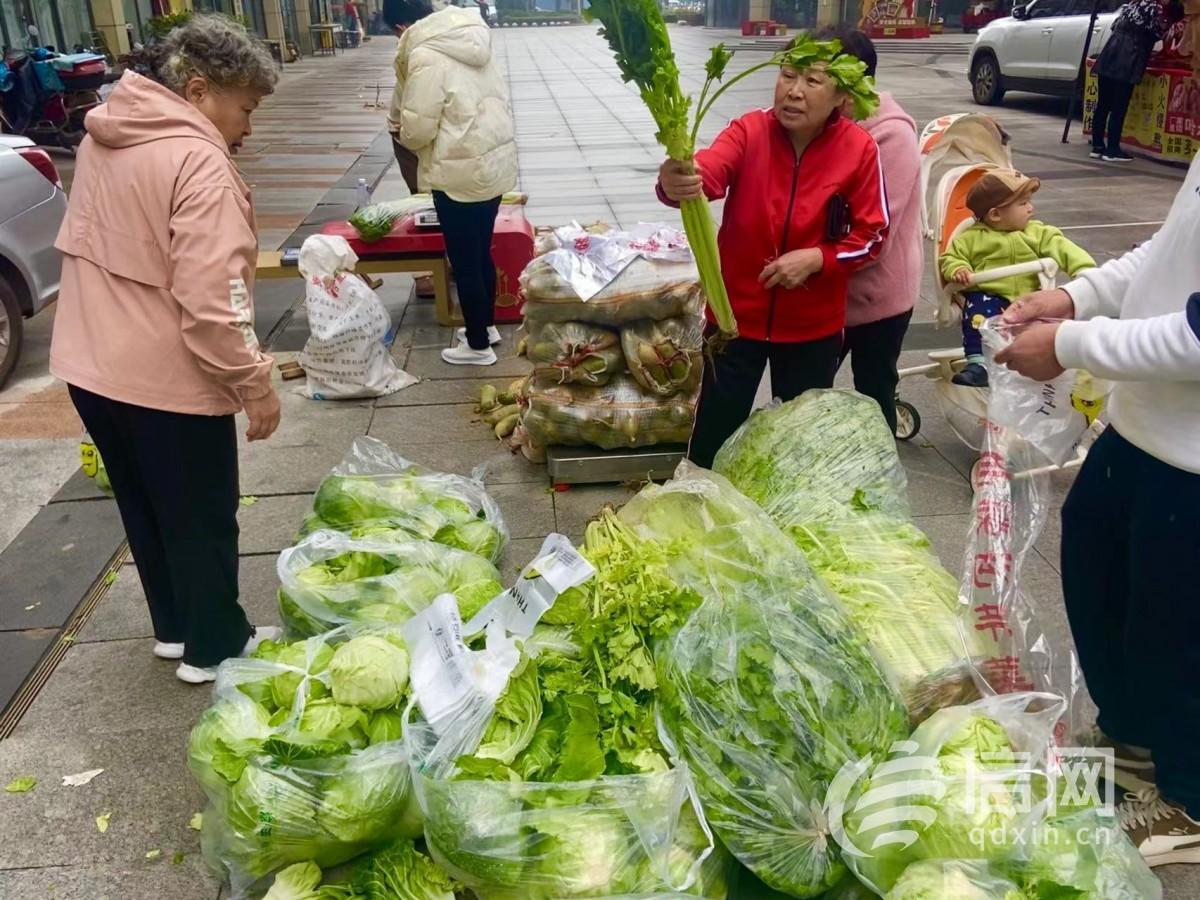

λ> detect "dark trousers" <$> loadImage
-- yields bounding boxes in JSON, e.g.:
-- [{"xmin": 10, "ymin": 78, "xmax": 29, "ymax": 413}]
[
  {"xmin": 840, "ymin": 309, "xmax": 913, "ymax": 435},
  {"xmin": 391, "ymin": 137, "xmax": 420, "ymax": 194},
  {"xmin": 432, "ymin": 191, "xmax": 500, "ymax": 351},
  {"xmin": 68, "ymin": 385, "xmax": 251, "ymax": 668},
  {"xmin": 1061, "ymin": 427, "xmax": 1200, "ymax": 816},
  {"xmin": 687, "ymin": 333, "xmax": 842, "ymax": 469},
  {"xmin": 960, "ymin": 291, "xmax": 1011, "ymax": 359},
  {"xmin": 1092, "ymin": 77, "xmax": 1135, "ymax": 154}
]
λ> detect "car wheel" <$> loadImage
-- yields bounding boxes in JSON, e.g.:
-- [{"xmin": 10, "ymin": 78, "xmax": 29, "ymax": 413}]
[
  {"xmin": 0, "ymin": 274, "xmax": 24, "ymax": 389},
  {"xmin": 971, "ymin": 54, "xmax": 1006, "ymax": 106}
]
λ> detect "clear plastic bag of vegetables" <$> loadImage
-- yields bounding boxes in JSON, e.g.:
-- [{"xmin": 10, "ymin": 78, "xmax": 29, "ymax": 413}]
[
  {"xmin": 187, "ymin": 625, "xmax": 422, "ymax": 898},
  {"xmin": 402, "ymin": 575, "xmax": 729, "ymax": 899},
  {"xmin": 527, "ymin": 320, "xmax": 625, "ymax": 386},
  {"xmin": 836, "ymin": 692, "xmax": 1161, "ymax": 900},
  {"xmin": 301, "ymin": 435, "xmax": 508, "ymax": 564},
  {"xmin": 521, "ymin": 225, "xmax": 703, "ymax": 327},
  {"xmin": 347, "ymin": 196, "xmax": 433, "ymax": 242},
  {"xmin": 617, "ymin": 466, "xmax": 911, "ymax": 898},
  {"xmin": 277, "ymin": 530, "xmax": 503, "ymax": 639},
  {"xmin": 620, "ymin": 316, "xmax": 703, "ymax": 398},
  {"xmin": 712, "ymin": 390, "xmax": 989, "ymax": 721},
  {"xmin": 523, "ymin": 374, "xmax": 698, "ymax": 450}
]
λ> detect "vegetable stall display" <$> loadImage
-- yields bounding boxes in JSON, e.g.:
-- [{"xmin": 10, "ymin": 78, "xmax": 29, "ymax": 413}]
[
  {"xmin": 619, "ymin": 468, "xmax": 911, "ymax": 897},
  {"xmin": 188, "ymin": 627, "xmax": 422, "ymax": 897},
  {"xmin": 714, "ymin": 390, "xmax": 991, "ymax": 720}
]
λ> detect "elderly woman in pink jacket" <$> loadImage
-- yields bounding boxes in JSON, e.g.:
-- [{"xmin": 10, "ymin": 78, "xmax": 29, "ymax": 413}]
[
  {"xmin": 823, "ymin": 29, "xmax": 923, "ymax": 435},
  {"xmin": 50, "ymin": 16, "xmax": 281, "ymax": 684}
]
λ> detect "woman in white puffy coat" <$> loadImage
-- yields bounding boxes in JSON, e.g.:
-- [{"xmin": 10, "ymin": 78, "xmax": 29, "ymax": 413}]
[{"xmin": 388, "ymin": 0, "xmax": 517, "ymax": 365}]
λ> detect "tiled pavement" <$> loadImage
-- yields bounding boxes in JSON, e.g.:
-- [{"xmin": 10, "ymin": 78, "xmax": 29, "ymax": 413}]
[{"xmin": 0, "ymin": 25, "xmax": 1194, "ymax": 899}]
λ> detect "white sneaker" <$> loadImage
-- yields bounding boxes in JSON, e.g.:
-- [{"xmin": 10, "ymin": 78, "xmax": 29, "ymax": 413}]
[
  {"xmin": 441, "ymin": 342, "xmax": 497, "ymax": 366},
  {"xmin": 174, "ymin": 627, "xmax": 282, "ymax": 685},
  {"xmin": 455, "ymin": 326, "xmax": 502, "ymax": 346},
  {"xmin": 153, "ymin": 641, "xmax": 185, "ymax": 660}
]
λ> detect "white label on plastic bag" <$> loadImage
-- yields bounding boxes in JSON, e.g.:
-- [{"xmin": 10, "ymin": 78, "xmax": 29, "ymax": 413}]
[
  {"xmin": 404, "ymin": 595, "xmax": 478, "ymax": 737},
  {"xmin": 463, "ymin": 534, "xmax": 594, "ymax": 637}
]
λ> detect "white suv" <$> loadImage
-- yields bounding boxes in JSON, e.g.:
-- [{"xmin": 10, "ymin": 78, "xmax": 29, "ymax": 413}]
[{"xmin": 968, "ymin": 0, "xmax": 1123, "ymax": 105}]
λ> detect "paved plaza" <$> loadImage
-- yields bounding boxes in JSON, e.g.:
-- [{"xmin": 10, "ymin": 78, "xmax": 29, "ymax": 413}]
[{"xmin": 0, "ymin": 26, "xmax": 1192, "ymax": 899}]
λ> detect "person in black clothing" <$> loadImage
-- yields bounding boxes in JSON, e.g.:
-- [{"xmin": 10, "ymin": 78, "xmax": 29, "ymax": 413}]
[{"xmin": 1091, "ymin": 0, "xmax": 1183, "ymax": 162}]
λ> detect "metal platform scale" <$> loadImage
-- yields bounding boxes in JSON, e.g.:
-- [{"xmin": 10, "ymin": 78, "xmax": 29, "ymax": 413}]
[{"xmin": 545, "ymin": 445, "xmax": 688, "ymax": 487}]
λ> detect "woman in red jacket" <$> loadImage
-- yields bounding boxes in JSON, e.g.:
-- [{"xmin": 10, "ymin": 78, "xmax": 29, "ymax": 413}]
[{"xmin": 659, "ymin": 40, "xmax": 889, "ymax": 467}]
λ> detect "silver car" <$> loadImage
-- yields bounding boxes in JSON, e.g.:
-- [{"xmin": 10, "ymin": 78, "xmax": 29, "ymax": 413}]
[{"xmin": 0, "ymin": 134, "xmax": 67, "ymax": 387}]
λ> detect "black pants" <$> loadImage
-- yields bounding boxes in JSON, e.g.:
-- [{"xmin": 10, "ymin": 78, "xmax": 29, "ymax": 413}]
[
  {"xmin": 432, "ymin": 191, "xmax": 501, "ymax": 351},
  {"xmin": 1062, "ymin": 427, "xmax": 1200, "ymax": 816},
  {"xmin": 840, "ymin": 309, "xmax": 912, "ymax": 435},
  {"xmin": 69, "ymin": 385, "xmax": 252, "ymax": 668},
  {"xmin": 391, "ymin": 137, "xmax": 420, "ymax": 195},
  {"xmin": 1092, "ymin": 77, "xmax": 1135, "ymax": 154},
  {"xmin": 688, "ymin": 333, "xmax": 842, "ymax": 469},
  {"xmin": 960, "ymin": 291, "xmax": 1011, "ymax": 360}
]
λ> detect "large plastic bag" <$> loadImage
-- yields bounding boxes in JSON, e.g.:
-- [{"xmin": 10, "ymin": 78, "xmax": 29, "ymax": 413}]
[
  {"xmin": 527, "ymin": 320, "xmax": 625, "ymax": 386},
  {"xmin": 298, "ymin": 235, "xmax": 418, "ymax": 400},
  {"xmin": 188, "ymin": 625, "xmax": 421, "ymax": 898},
  {"xmin": 837, "ymin": 693, "xmax": 1161, "ymax": 900},
  {"xmin": 79, "ymin": 430, "xmax": 112, "ymax": 496},
  {"xmin": 277, "ymin": 530, "xmax": 503, "ymax": 639},
  {"xmin": 618, "ymin": 466, "xmax": 910, "ymax": 898},
  {"xmin": 303, "ymin": 436, "xmax": 508, "ymax": 564},
  {"xmin": 621, "ymin": 316, "xmax": 704, "ymax": 398},
  {"xmin": 523, "ymin": 374, "xmax": 698, "ymax": 450},
  {"xmin": 712, "ymin": 390, "xmax": 990, "ymax": 721},
  {"xmin": 402, "ymin": 555, "xmax": 728, "ymax": 900}
]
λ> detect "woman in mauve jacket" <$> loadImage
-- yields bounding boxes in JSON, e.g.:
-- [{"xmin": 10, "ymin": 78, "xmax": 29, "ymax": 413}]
[
  {"xmin": 51, "ymin": 16, "xmax": 281, "ymax": 684},
  {"xmin": 658, "ymin": 38, "xmax": 890, "ymax": 468}
]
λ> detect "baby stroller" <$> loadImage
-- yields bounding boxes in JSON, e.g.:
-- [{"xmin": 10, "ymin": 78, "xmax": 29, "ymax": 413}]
[{"xmin": 894, "ymin": 113, "xmax": 1099, "ymax": 485}]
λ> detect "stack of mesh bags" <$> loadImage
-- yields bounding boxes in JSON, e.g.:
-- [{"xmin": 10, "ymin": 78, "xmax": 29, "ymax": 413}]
[{"xmin": 518, "ymin": 226, "xmax": 706, "ymax": 450}]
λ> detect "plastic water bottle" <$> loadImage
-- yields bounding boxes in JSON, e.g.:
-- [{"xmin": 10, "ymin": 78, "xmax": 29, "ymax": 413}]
[{"xmin": 356, "ymin": 177, "xmax": 371, "ymax": 208}]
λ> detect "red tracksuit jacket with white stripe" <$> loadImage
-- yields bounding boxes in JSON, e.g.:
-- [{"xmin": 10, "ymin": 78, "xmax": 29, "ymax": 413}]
[{"xmin": 683, "ymin": 108, "xmax": 890, "ymax": 343}]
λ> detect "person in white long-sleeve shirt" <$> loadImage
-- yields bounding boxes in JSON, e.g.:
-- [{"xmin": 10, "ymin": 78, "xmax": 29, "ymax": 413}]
[{"xmin": 997, "ymin": 151, "xmax": 1200, "ymax": 867}]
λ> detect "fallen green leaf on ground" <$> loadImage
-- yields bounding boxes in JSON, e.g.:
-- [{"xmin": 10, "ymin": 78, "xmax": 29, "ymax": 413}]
[
  {"xmin": 4, "ymin": 776, "xmax": 36, "ymax": 793},
  {"xmin": 61, "ymin": 635, "xmax": 76, "ymax": 645},
  {"xmin": 172, "ymin": 852, "xmax": 186, "ymax": 865},
  {"xmin": 240, "ymin": 496, "xmax": 260, "ymax": 507},
  {"xmin": 104, "ymin": 571, "xmax": 118, "ymax": 586},
  {"xmin": 145, "ymin": 849, "xmax": 161, "ymax": 860},
  {"xmin": 189, "ymin": 812, "xmax": 203, "ymax": 831},
  {"xmin": 96, "ymin": 812, "xmax": 111, "ymax": 833}
]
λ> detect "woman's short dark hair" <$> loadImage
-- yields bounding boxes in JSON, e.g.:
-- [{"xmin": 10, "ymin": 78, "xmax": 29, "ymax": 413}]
[
  {"xmin": 384, "ymin": 0, "xmax": 434, "ymax": 28},
  {"xmin": 812, "ymin": 26, "xmax": 878, "ymax": 78}
]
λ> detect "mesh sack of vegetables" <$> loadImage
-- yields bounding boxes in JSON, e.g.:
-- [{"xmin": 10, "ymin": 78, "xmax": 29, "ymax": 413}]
[
  {"xmin": 527, "ymin": 320, "xmax": 625, "ymax": 387},
  {"xmin": 277, "ymin": 530, "xmax": 503, "ymax": 639},
  {"xmin": 840, "ymin": 692, "xmax": 1161, "ymax": 900},
  {"xmin": 301, "ymin": 435, "xmax": 508, "ymax": 564},
  {"xmin": 713, "ymin": 390, "xmax": 988, "ymax": 720},
  {"xmin": 523, "ymin": 374, "xmax": 698, "ymax": 450},
  {"xmin": 522, "ymin": 256, "xmax": 704, "ymax": 328},
  {"xmin": 617, "ymin": 466, "xmax": 911, "ymax": 898},
  {"xmin": 620, "ymin": 316, "xmax": 704, "ymax": 398},
  {"xmin": 403, "ymin": 523, "xmax": 731, "ymax": 900},
  {"xmin": 187, "ymin": 625, "xmax": 423, "ymax": 898}
]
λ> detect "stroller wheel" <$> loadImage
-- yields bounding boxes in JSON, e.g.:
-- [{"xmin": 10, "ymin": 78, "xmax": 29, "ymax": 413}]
[{"xmin": 895, "ymin": 400, "xmax": 921, "ymax": 441}]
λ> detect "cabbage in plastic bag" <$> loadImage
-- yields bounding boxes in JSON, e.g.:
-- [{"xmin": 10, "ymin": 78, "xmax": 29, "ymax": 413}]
[
  {"xmin": 277, "ymin": 530, "xmax": 503, "ymax": 639},
  {"xmin": 618, "ymin": 466, "xmax": 910, "ymax": 898}
]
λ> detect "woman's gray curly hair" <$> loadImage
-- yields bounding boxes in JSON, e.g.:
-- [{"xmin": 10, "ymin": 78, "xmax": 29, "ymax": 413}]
[{"xmin": 140, "ymin": 14, "xmax": 278, "ymax": 97}]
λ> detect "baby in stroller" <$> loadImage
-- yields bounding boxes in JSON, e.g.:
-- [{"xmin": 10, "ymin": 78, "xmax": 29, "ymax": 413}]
[{"xmin": 939, "ymin": 170, "xmax": 1095, "ymax": 387}]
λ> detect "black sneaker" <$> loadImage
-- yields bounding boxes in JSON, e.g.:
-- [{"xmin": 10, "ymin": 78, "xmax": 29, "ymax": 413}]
[
  {"xmin": 1103, "ymin": 149, "xmax": 1135, "ymax": 163},
  {"xmin": 1089, "ymin": 147, "xmax": 1104, "ymax": 160},
  {"xmin": 952, "ymin": 362, "xmax": 989, "ymax": 387}
]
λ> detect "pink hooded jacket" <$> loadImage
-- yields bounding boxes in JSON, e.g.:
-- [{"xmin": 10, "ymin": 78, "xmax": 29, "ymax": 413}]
[
  {"xmin": 846, "ymin": 92, "xmax": 924, "ymax": 328},
  {"xmin": 51, "ymin": 72, "xmax": 273, "ymax": 415}
]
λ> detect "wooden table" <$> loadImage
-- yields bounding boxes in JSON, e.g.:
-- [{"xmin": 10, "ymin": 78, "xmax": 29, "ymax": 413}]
[
  {"xmin": 256, "ymin": 250, "xmax": 461, "ymax": 326},
  {"xmin": 309, "ymin": 24, "xmax": 344, "ymax": 56}
]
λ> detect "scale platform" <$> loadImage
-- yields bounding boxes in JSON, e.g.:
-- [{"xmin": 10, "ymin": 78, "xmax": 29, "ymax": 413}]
[{"xmin": 546, "ymin": 444, "xmax": 688, "ymax": 487}]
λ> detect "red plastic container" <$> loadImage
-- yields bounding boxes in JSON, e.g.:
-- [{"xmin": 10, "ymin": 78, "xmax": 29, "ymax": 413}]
[{"xmin": 320, "ymin": 204, "xmax": 535, "ymax": 323}]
